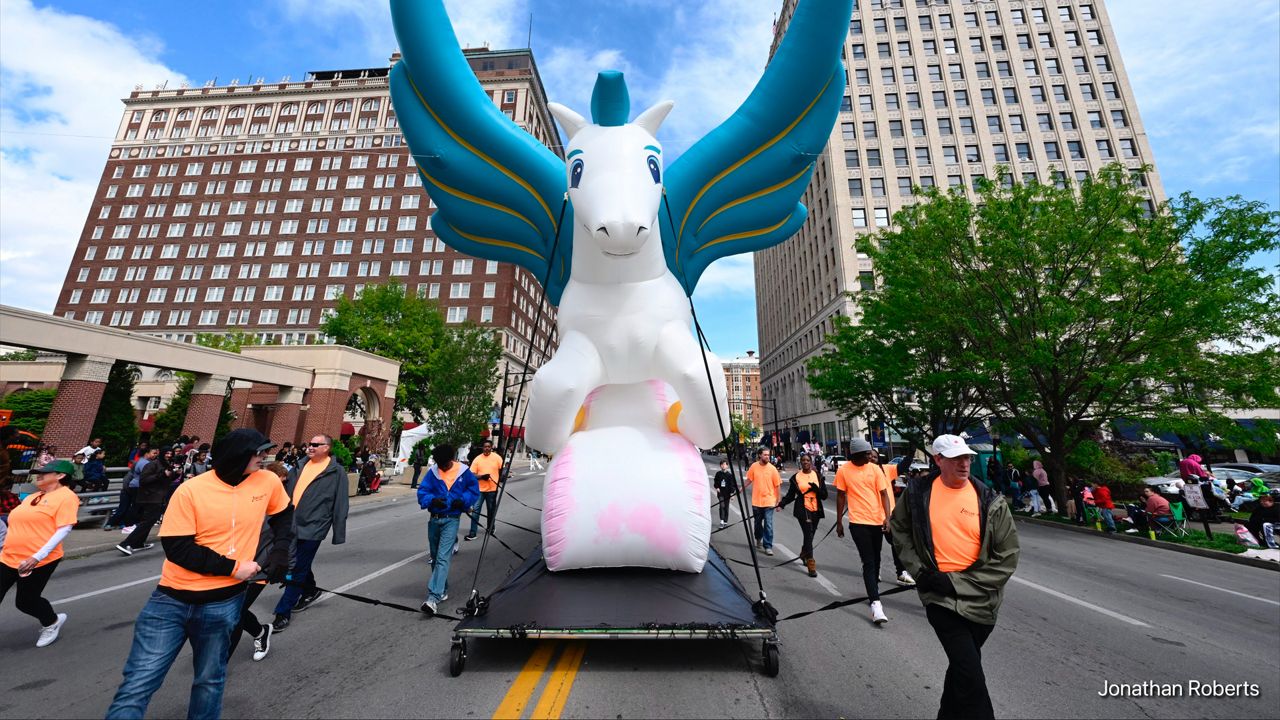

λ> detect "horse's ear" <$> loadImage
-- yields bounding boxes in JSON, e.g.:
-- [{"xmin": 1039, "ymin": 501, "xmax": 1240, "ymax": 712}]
[
  {"xmin": 549, "ymin": 102, "xmax": 588, "ymax": 141},
  {"xmin": 634, "ymin": 100, "xmax": 674, "ymax": 137}
]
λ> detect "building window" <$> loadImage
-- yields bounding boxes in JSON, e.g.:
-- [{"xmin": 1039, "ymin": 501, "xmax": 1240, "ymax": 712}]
[{"xmin": 446, "ymin": 306, "xmax": 468, "ymax": 323}]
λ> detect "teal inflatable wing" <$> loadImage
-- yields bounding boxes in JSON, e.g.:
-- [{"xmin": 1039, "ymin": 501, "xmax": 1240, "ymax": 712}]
[
  {"xmin": 389, "ymin": 0, "xmax": 572, "ymax": 304},
  {"xmin": 661, "ymin": 0, "xmax": 852, "ymax": 297}
]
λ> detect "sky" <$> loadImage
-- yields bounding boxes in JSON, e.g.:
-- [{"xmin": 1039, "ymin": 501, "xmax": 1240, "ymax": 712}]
[{"xmin": 1, "ymin": 0, "xmax": 1277, "ymax": 358}]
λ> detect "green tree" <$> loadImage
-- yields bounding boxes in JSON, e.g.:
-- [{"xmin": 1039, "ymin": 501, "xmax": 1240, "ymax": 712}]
[
  {"xmin": 89, "ymin": 363, "xmax": 139, "ymax": 465},
  {"xmin": 321, "ymin": 282, "xmax": 445, "ymax": 423},
  {"xmin": 851, "ymin": 165, "xmax": 1279, "ymax": 507},
  {"xmin": 321, "ymin": 281, "xmax": 502, "ymax": 448},
  {"xmin": 0, "ymin": 388, "xmax": 57, "ymax": 436},
  {"xmin": 0, "ymin": 349, "xmax": 38, "ymax": 361},
  {"xmin": 421, "ymin": 323, "xmax": 503, "ymax": 448},
  {"xmin": 808, "ymin": 312, "xmax": 989, "ymax": 457}
]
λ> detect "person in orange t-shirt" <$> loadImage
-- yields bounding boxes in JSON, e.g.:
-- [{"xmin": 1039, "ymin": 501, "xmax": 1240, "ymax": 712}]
[
  {"xmin": 0, "ymin": 459, "xmax": 79, "ymax": 648},
  {"xmin": 745, "ymin": 448, "xmax": 783, "ymax": 555},
  {"xmin": 108, "ymin": 429, "xmax": 294, "ymax": 720},
  {"xmin": 466, "ymin": 440, "xmax": 504, "ymax": 540},
  {"xmin": 834, "ymin": 439, "xmax": 895, "ymax": 625}
]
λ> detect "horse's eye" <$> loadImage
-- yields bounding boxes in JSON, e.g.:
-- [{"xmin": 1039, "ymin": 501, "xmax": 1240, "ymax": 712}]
[
  {"xmin": 570, "ymin": 159, "xmax": 584, "ymax": 189},
  {"xmin": 647, "ymin": 156, "xmax": 661, "ymax": 184}
]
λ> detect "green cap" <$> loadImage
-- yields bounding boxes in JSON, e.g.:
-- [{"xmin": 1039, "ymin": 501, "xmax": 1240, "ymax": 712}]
[{"xmin": 32, "ymin": 459, "xmax": 76, "ymax": 475}]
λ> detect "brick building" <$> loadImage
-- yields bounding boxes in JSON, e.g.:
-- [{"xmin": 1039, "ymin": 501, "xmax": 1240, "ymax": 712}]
[
  {"xmin": 52, "ymin": 48, "xmax": 560, "ymax": 381},
  {"xmin": 723, "ymin": 351, "xmax": 764, "ymax": 438}
]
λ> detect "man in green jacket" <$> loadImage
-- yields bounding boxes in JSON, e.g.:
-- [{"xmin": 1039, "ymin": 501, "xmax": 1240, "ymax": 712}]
[{"xmin": 891, "ymin": 434, "xmax": 1019, "ymax": 720}]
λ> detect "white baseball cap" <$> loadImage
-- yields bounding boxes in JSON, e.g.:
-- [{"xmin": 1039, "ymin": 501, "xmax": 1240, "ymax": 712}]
[{"xmin": 931, "ymin": 434, "xmax": 977, "ymax": 458}]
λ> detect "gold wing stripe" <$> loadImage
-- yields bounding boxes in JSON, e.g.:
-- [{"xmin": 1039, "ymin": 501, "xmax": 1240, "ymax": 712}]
[
  {"xmin": 695, "ymin": 163, "xmax": 813, "ymax": 235},
  {"xmin": 447, "ymin": 223, "xmax": 546, "ymax": 261},
  {"xmin": 676, "ymin": 72, "xmax": 834, "ymax": 244},
  {"xmin": 405, "ymin": 68, "xmax": 558, "ymax": 232},
  {"xmin": 417, "ymin": 162, "xmax": 540, "ymax": 235},
  {"xmin": 693, "ymin": 213, "xmax": 794, "ymax": 256}
]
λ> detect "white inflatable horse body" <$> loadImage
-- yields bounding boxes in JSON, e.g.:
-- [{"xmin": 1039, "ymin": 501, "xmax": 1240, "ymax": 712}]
[
  {"xmin": 388, "ymin": 0, "xmax": 850, "ymax": 573},
  {"xmin": 529, "ymin": 101, "xmax": 728, "ymax": 572}
]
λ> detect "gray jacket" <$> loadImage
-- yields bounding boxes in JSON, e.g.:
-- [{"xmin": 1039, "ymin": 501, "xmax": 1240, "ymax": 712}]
[{"xmin": 284, "ymin": 456, "xmax": 349, "ymax": 544}]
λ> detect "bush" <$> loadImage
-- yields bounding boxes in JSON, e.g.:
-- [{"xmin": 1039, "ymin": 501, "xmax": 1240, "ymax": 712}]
[
  {"xmin": 331, "ymin": 441, "xmax": 354, "ymax": 470},
  {"xmin": 0, "ymin": 389, "xmax": 57, "ymax": 437}
]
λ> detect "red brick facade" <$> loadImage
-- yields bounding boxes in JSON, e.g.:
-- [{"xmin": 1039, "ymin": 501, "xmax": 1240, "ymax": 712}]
[
  {"xmin": 43, "ymin": 379, "xmax": 109, "ymax": 457},
  {"xmin": 52, "ymin": 50, "xmax": 559, "ymax": 372}
]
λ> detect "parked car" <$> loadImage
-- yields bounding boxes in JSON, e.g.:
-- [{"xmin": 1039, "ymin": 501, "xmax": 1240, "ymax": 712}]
[
  {"xmin": 825, "ymin": 455, "xmax": 847, "ymax": 474},
  {"xmin": 1215, "ymin": 462, "xmax": 1280, "ymax": 475}
]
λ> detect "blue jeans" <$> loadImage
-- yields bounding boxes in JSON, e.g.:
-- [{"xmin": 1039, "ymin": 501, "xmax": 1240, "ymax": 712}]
[
  {"xmin": 106, "ymin": 589, "xmax": 243, "ymax": 720},
  {"xmin": 1098, "ymin": 507, "xmax": 1116, "ymax": 532},
  {"xmin": 273, "ymin": 538, "xmax": 322, "ymax": 617},
  {"xmin": 468, "ymin": 491, "xmax": 497, "ymax": 537},
  {"xmin": 752, "ymin": 506, "xmax": 775, "ymax": 549},
  {"xmin": 427, "ymin": 516, "xmax": 460, "ymax": 602}
]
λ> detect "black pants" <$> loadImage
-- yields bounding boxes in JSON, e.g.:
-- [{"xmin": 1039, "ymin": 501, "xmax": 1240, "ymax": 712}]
[
  {"xmin": 885, "ymin": 528, "xmax": 906, "ymax": 574},
  {"xmin": 717, "ymin": 492, "xmax": 733, "ymax": 524},
  {"xmin": 848, "ymin": 523, "xmax": 884, "ymax": 601},
  {"xmin": 798, "ymin": 518, "xmax": 817, "ymax": 560},
  {"xmin": 122, "ymin": 503, "xmax": 163, "ymax": 549},
  {"xmin": 108, "ymin": 486, "xmax": 136, "ymax": 526},
  {"xmin": 925, "ymin": 603, "xmax": 995, "ymax": 720},
  {"xmin": 0, "ymin": 559, "xmax": 61, "ymax": 626},
  {"xmin": 230, "ymin": 581, "xmax": 268, "ymax": 656}
]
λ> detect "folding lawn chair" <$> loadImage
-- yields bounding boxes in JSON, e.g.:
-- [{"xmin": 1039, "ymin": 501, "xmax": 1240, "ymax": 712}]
[{"xmin": 1152, "ymin": 501, "xmax": 1189, "ymax": 538}]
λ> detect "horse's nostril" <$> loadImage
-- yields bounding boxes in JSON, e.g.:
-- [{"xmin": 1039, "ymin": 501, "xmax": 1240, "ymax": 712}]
[
  {"xmin": 596, "ymin": 226, "xmax": 610, "ymax": 237},
  {"xmin": 637, "ymin": 226, "xmax": 648, "ymax": 236}
]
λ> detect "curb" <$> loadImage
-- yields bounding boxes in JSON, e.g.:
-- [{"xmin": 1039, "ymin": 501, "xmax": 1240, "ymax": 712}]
[
  {"xmin": 1013, "ymin": 515, "xmax": 1279, "ymax": 572},
  {"xmin": 62, "ymin": 490, "xmax": 412, "ymax": 562}
]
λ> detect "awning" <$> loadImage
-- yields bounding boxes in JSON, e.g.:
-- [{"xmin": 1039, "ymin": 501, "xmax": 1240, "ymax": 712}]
[
  {"xmin": 340, "ymin": 422, "xmax": 356, "ymax": 436},
  {"xmin": 138, "ymin": 418, "xmax": 154, "ymax": 432},
  {"xmin": 1112, "ymin": 419, "xmax": 1184, "ymax": 448}
]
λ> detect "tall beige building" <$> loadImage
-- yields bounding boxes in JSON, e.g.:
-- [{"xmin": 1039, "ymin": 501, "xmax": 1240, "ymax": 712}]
[{"xmin": 757, "ymin": 0, "xmax": 1164, "ymax": 450}]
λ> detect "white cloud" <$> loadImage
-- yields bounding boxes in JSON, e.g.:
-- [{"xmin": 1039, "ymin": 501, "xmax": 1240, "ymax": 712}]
[
  {"xmin": 0, "ymin": 0, "xmax": 188, "ymax": 313},
  {"xmin": 1106, "ymin": 0, "xmax": 1280, "ymax": 199},
  {"xmin": 280, "ymin": 0, "xmax": 526, "ymax": 55},
  {"xmin": 539, "ymin": 47, "xmax": 634, "ymax": 114},
  {"xmin": 692, "ymin": 254, "xmax": 755, "ymax": 298},
  {"xmin": 642, "ymin": 0, "xmax": 776, "ymax": 157}
]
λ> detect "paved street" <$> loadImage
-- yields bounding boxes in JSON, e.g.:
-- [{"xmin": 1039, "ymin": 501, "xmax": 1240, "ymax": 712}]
[{"xmin": 3, "ymin": 457, "xmax": 1278, "ymax": 719}]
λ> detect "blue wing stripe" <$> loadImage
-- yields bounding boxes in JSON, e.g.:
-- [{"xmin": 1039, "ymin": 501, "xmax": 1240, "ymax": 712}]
[{"xmin": 661, "ymin": 0, "xmax": 853, "ymax": 297}]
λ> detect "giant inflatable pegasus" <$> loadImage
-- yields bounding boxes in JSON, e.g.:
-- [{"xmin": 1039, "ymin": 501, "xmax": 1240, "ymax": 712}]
[{"xmin": 389, "ymin": 0, "xmax": 851, "ymax": 572}]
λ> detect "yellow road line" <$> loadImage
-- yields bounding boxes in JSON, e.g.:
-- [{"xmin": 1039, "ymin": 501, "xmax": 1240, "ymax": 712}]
[
  {"xmin": 530, "ymin": 642, "xmax": 587, "ymax": 720},
  {"xmin": 493, "ymin": 641, "xmax": 558, "ymax": 719}
]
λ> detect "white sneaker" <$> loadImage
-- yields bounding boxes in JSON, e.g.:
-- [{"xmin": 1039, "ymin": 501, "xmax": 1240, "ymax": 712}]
[
  {"xmin": 37, "ymin": 613, "xmax": 67, "ymax": 647},
  {"xmin": 421, "ymin": 599, "xmax": 439, "ymax": 615},
  {"xmin": 896, "ymin": 571, "xmax": 916, "ymax": 586},
  {"xmin": 252, "ymin": 623, "xmax": 272, "ymax": 661},
  {"xmin": 764, "ymin": 547, "xmax": 774, "ymax": 556},
  {"xmin": 121, "ymin": 525, "xmax": 136, "ymax": 535},
  {"xmin": 870, "ymin": 601, "xmax": 888, "ymax": 625}
]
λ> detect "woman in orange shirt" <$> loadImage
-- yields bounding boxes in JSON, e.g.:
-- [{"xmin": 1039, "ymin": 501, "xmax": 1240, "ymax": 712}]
[
  {"xmin": 778, "ymin": 454, "xmax": 828, "ymax": 577},
  {"xmin": 0, "ymin": 459, "xmax": 80, "ymax": 648}
]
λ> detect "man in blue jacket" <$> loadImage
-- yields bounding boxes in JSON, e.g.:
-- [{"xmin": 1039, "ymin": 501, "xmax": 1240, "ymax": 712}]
[{"xmin": 417, "ymin": 444, "xmax": 479, "ymax": 616}]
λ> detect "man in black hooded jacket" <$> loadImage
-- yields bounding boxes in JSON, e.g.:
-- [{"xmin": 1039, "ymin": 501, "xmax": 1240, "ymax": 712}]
[{"xmin": 107, "ymin": 429, "xmax": 294, "ymax": 720}]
